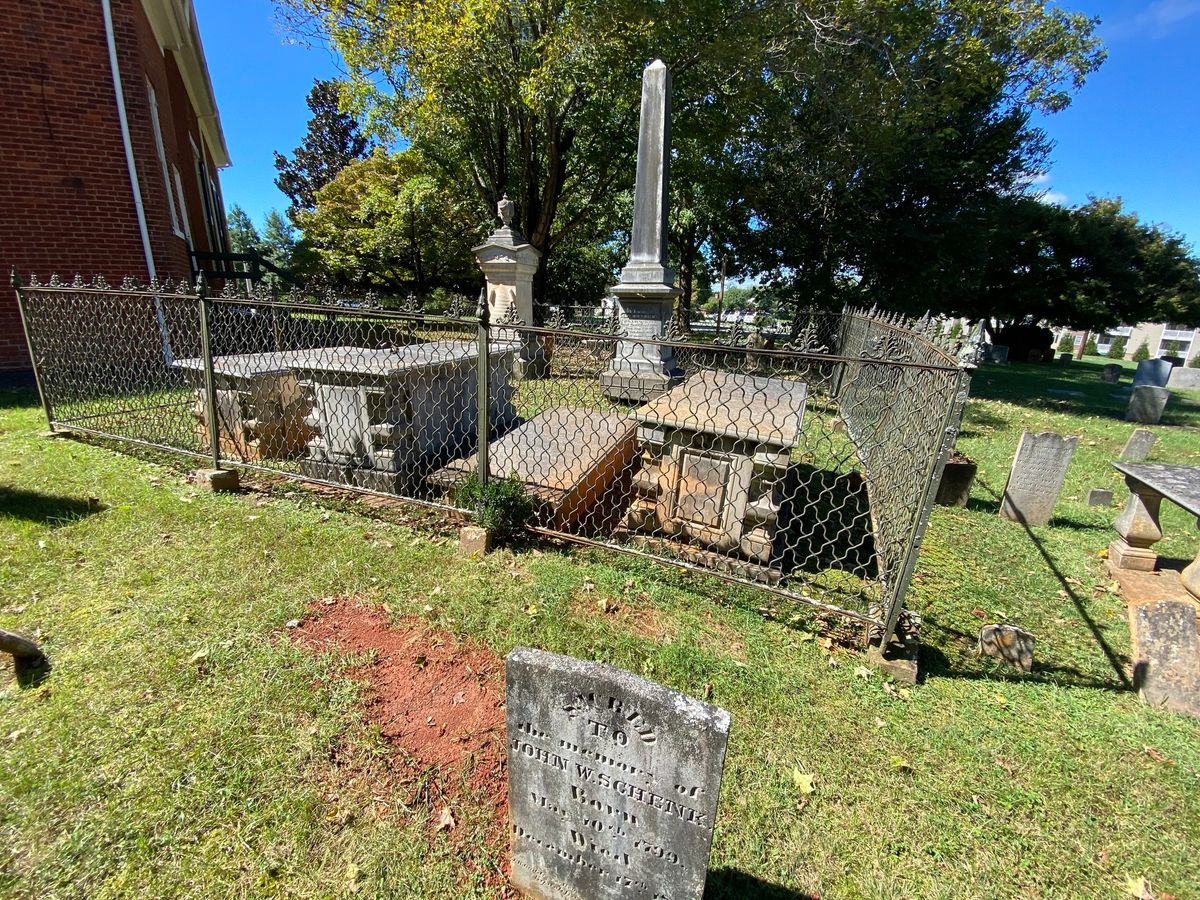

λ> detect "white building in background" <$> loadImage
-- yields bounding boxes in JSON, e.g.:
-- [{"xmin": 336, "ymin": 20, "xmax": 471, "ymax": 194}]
[{"xmin": 1062, "ymin": 322, "xmax": 1200, "ymax": 362}]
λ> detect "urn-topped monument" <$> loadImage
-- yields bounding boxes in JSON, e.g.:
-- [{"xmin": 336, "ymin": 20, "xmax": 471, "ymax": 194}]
[
  {"xmin": 600, "ymin": 59, "xmax": 683, "ymax": 403},
  {"xmin": 474, "ymin": 195, "xmax": 544, "ymax": 376}
]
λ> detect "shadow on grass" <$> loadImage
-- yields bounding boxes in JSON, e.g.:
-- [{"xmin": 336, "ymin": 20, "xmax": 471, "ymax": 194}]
[
  {"xmin": 706, "ymin": 869, "xmax": 815, "ymax": 900},
  {"xmin": 954, "ymin": 476, "xmax": 1133, "ymax": 690},
  {"xmin": 0, "ymin": 486, "xmax": 104, "ymax": 526},
  {"xmin": 0, "ymin": 387, "xmax": 39, "ymax": 409}
]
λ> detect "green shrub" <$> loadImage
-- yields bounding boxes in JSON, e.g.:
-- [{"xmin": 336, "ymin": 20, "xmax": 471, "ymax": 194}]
[
  {"xmin": 1188, "ymin": 354, "xmax": 1200, "ymax": 368},
  {"xmin": 1132, "ymin": 340, "xmax": 1151, "ymax": 362},
  {"xmin": 1083, "ymin": 337, "xmax": 1098, "ymax": 356},
  {"xmin": 1107, "ymin": 336, "xmax": 1128, "ymax": 359},
  {"xmin": 454, "ymin": 472, "xmax": 535, "ymax": 540},
  {"xmin": 947, "ymin": 320, "xmax": 963, "ymax": 340},
  {"xmin": 1056, "ymin": 334, "xmax": 1075, "ymax": 353}
]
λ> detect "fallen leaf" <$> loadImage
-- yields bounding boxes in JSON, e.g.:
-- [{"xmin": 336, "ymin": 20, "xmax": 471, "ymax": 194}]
[
  {"xmin": 599, "ymin": 597, "xmax": 618, "ymax": 614},
  {"xmin": 971, "ymin": 608, "xmax": 987, "ymax": 619},
  {"xmin": 1143, "ymin": 746, "xmax": 1172, "ymax": 764},
  {"xmin": 889, "ymin": 755, "xmax": 913, "ymax": 773},
  {"xmin": 853, "ymin": 666, "xmax": 872, "ymax": 681},
  {"xmin": 188, "ymin": 649, "xmax": 209, "ymax": 666},
  {"xmin": 1124, "ymin": 875, "xmax": 1152, "ymax": 899},
  {"xmin": 582, "ymin": 579, "xmax": 595, "ymax": 593},
  {"xmin": 873, "ymin": 717, "xmax": 886, "ymax": 729},
  {"xmin": 525, "ymin": 603, "xmax": 540, "ymax": 617},
  {"xmin": 791, "ymin": 767, "xmax": 816, "ymax": 795},
  {"xmin": 436, "ymin": 806, "xmax": 456, "ymax": 832},
  {"xmin": 452, "ymin": 691, "xmax": 466, "ymax": 705}
]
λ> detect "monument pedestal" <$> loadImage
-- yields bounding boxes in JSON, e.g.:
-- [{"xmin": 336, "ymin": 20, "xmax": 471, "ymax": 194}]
[{"xmin": 600, "ymin": 286, "xmax": 682, "ymax": 403}]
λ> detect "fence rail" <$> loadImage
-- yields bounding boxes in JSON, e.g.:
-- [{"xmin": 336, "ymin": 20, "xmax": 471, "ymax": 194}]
[{"xmin": 14, "ymin": 273, "xmax": 971, "ymax": 647}]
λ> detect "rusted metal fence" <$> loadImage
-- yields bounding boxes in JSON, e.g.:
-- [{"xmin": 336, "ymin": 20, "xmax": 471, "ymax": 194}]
[{"xmin": 14, "ymin": 274, "xmax": 970, "ymax": 647}]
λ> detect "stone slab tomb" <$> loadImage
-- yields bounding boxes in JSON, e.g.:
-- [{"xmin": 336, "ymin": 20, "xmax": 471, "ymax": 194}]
[
  {"xmin": 999, "ymin": 431, "xmax": 1078, "ymax": 527},
  {"xmin": 432, "ymin": 408, "xmax": 638, "ymax": 531},
  {"xmin": 621, "ymin": 370, "xmax": 808, "ymax": 575},
  {"xmin": 181, "ymin": 343, "xmax": 517, "ymax": 490},
  {"xmin": 175, "ymin": 360, "xmax": 313, "ymax": 462},
  {"xmin": 505, "ymin": 648, "xmax": 730, "ymax": 900}
]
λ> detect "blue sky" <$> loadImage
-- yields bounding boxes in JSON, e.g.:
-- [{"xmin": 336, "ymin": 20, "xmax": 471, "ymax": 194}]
[{"xmin": 200, "ymin": 0, "xmax": 1200, "ymax": 249}]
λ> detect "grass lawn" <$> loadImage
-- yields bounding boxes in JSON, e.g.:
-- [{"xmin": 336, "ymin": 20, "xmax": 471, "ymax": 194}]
[{"xmin": 2, "ymin": 356, "xmax": 1199, "ymax": 899}]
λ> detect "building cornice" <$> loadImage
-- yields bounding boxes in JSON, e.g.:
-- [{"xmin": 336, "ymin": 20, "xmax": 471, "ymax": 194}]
[{"xmin": 139, "ymin": 0, "xmax": 231, "ymax": 168}]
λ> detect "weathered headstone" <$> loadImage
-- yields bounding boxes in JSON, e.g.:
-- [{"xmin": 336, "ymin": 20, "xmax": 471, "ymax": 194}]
[
  {"xmin": 1058, "ymin": 352, "xmax": 1073, "ymax": 363},
  {"xmin": 1132, "ymin": 358, "xmax": 1172, "ymax": 389},
  {"xmin": 1120, "ymin": 428, "xmax": 1157, "ymax": 463},
  {"xmin": 1101, "ymin": 364, "xmax": 1122, "ymax": 384},
  {"xmin": 989, "ymin": 345, "xmax": 1009, "ymax": 365},
  {"xmin": 999, "ymin": 431, "xmax": 1079, "ymax": 527},
  {"xmin": 505, "ymin": 648, "xmax": 730, "ymax": 900},
  {"xmin": 1125, "ymin": 385, "xmax": 1169, "ymax": 425},
  {"xmin": 1167, "ymin": 366, "xmax": 1200, "ymax": 391},
  {"xmin": 979, "ymin": 624, "xmax": 1035, "ymax": 673},
  {"xmin": 1128, "ymin": 600, "xmax": 1200, "ymax": 717},
  {"xmin": 1087, "ymin": 488, "xmax": 1114, "ymax": 507}
]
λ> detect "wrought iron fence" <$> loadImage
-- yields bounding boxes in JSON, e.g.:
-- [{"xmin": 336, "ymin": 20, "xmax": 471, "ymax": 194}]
[{"xmin": 14, "ymin": 273, "xmax": 970, "ymax": 647}]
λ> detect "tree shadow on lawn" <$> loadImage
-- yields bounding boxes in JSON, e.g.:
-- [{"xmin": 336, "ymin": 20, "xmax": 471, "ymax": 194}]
[
  {"xmin": 933, "ymin": 476, "xmax": 1133, "ymax": 691},
  {"xmin": 706, "ymin": 869, "xmax": 816, "ymax": 900},
  {"xmin": 0, "ymin": 485, "xmax": 104, "ymax": 526}
]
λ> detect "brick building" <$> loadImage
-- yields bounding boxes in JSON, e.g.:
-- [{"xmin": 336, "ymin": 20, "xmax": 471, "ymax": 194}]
[{"xmin": 0, "ymin": 0, "xmax": 230, "ymax": 379}]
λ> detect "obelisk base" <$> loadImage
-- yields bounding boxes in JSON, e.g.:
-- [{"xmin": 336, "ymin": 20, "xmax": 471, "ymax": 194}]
[{"xmin": 600, "ymin": 288, "xmax": 681, "ymax": 403}]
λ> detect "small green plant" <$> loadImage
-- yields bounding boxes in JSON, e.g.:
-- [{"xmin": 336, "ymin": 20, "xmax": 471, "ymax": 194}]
[
  {"xmin": 454, "ymin": 472, "xmax": 535, "ymax": 540},
  {"xmin": 1056, "ymin": 334, "xmax": 1075, "ymax": 353},
  {"xmin": 1107, "ymin": 336, "xmax": 1128, "ymax": 359},
  {"xmin": 947, "ymin": 320, "xmax": 963, "ymax": 340},
  {"xmin": 1188, "ymin": 353, "xmax": 1200, "ymax": 368},
  {"xmin": 1083, "ymin": 337, "xmax": 1098, "ymax": 356},
  {"xmin": 1132, "ymin": 340, "xmax": 1151, "ymax": 362}
]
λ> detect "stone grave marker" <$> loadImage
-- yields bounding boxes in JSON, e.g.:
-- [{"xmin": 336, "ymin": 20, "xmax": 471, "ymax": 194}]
[
  {"xmin": 1132, "ymin": 358, "xmax": 1172, "ymax": 389},
  {"xmin": 979, "ymin": 624, "xmax": 1035, "ymax": 673},
  {"xmin": 1126, "ymin": 385, "xmax": 1169, "ymax": 425},
  {"xmin": 999, "ymin": 431, "xmax": 1079, "ymax": 527},
  {"xmin": 1120, "ymin": 428, "xmax": 1157, "ymax": 463},
  {"xmin": 1167, "ymin": 366, "xmax": 1200, "ymax": 391},
  {"xmin": 505, "ymin": 648, "xmax": 730, "ymax": 900},
  {"xmin": 1058, "ymin": 352, "xmax": 1073, "ymax": 363},
  {"xmin": 1129, "ymin": 600, "xmax": 1200, "ymax": 717},
  {"xmin": 1101, "ymin": 364, "xmax": 1122, "ymax": 383},
  {"xmin": 990, "ymin": 345, "xmax": 1009, "ymax": 365},
  {"xmin": 1087, "ymin": 488, "xmax": 1114, "ymax": 507}
]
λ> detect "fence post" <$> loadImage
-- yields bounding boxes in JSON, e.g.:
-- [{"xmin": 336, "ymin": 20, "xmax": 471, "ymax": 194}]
[
  {"xmin": 10, "ymin": 269, "xmax": 56, "ymax": 432},
  {"xmin": 196, "ymin": 276, "xmax": 222, "ymax": 471},
  {"xmin": 476, "ymin": 287, "xmax": 490, "ymax": 494}
]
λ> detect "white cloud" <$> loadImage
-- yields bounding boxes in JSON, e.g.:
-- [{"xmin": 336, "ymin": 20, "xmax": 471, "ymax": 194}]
[
  {"xmin": 1038, "ymin": 190, "xmax": 1070, "ymax": 206},
  {"xmin": 1018, "ymin": 172, "xmax": 1068, "ymax": 206},
  {"xmin": 1107, "ymin": 0, "xmax": 1200, "ymax": 39}
]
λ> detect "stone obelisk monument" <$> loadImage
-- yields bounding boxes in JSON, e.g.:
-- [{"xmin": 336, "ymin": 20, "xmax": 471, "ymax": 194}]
[{"xmin": 600, "ymin": 59, "xmax": 683, "ymax": 403}]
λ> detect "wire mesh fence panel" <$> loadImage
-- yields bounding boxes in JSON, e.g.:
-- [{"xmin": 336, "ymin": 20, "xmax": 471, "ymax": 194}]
[
  {"xmin": 16, "ymin": 276, "xmax": 969, "ymax": 641},
  {"xmin": 16, "ymin": 276, "xmax": 206, "ymax": 456}
]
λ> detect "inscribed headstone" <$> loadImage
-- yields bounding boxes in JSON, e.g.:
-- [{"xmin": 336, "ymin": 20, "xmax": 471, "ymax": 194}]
[
  {"xmin": 1120, "ymin": 428, "xmax": 1157, "ymax": 463},
  {"xmin": 999, "ymin": 431, "xmax": 1079, "ymax": 527},
  {"xmin": 505, "ymin": 648, "xmax": 730, "ymax": 900},
  {"xmin": 1126, "ymin": 386, "xmax": 1169, "ymax": 425},
  {"xmin": 1132, "ymin": 358, "xmax": 1172, "ymax": 389}
]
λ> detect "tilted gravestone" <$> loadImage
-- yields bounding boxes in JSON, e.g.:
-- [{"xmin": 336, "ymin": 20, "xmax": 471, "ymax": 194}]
[
  {"xmin": 999, "ymin": 431, "xmax": 1079, "ymax": 527},
  {"xmin": 1120, "ymin": 428, "xmax": 1157, "ymax": 463},
  {"xmin": 505, "ymin": 648, "xmax": 730, "ymax": 900},
  {"xmin": 1126, "ymin": 386, "xmax": 1170, "ymax": 425},
  {"xmin": 1132, "ymin": 358, "xmax": 1172, "ymax": 389}
]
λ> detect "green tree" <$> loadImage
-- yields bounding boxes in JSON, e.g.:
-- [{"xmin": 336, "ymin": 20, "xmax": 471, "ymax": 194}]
[
  {"xmin": 274, "ymin": 79, "xmax": 371, "ymax": 221},
  {"xmin": 1107, "ymin": 336, "xmax": 1128, "ymax": 359},
  {"xmin": 296, "ymin": 150, "xmax": 481, "ymax": 294},
  {"xmin": 1132, "ymin": 340, "xmax": 1151, "ymax": 362},
  {"xmin": 261, "ymin": 210, "xmax": 298, "ymax": 271},
  {"xmin": 1084, "ymin": 336, "xmax": 1099, "ymax": 356},
  {"xmin": 226, "ymin": 204, "xmax": 261, "ymax": 255}
]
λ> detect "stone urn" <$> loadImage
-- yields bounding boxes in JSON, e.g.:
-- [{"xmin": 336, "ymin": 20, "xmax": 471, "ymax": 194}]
[{"xmin": 935, "ymin": 451, "xmax": 977, "ymax": 507}]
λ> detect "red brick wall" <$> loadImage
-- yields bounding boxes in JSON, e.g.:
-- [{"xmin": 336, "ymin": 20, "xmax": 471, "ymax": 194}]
[{"xmin": 0, "ymin": 0, "xmax": 225, "ymax": 372}]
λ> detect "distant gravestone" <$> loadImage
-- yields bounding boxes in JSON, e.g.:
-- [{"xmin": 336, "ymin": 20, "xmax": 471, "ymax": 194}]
[
  {"xmin": 1129, "ymin": 600, "xmax": 1200, "ymax": 717},
  {"xmin": 1120, "ymin": 428, "xmax": 1157, "ymax": 463},
  {"xmin": 505, "ymin": 648, "xmax": 730, "ymax": 900},
  {"xmin": 990, "ymin": 345, "xmax": 1009, "ymax": 365},
  {"xmin": 1087, "ymin": 488, "xmax": 1114, "ymax": 507},
  {"xmin": 1126, "ymin": 386, "xmax": 1170, "ymax": 425},
  {"xmin": 1101, "ymin": 364, "xmax": 1122, "ymax": 383},
  {"xmin": 1058, "ymin": 352, "xmax": 1073, "ymax": 363},
  {"xmin": 1133, "ymin": 358, "xmax": 1172, "ymax": 389},
  {"xmin": 1167, "ymin": 366, "xmax": 1200, "ymax": 391},
  {"xmin": 999, "ymin": 431, "xmax": 1079, "ymax": 527}
]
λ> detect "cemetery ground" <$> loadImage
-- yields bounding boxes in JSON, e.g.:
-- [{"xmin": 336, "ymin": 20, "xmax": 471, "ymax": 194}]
[{"xmin": 2, "ymin": 356, "xmax": 1199, "ymax": 900}]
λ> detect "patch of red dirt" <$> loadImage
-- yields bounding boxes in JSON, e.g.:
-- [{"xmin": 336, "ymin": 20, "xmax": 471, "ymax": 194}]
[{"xmin": 292, "ymin": 596, "xmax": 511, "ymax": 891}]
